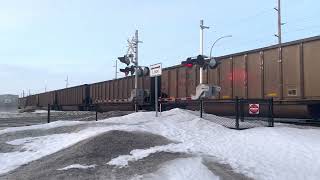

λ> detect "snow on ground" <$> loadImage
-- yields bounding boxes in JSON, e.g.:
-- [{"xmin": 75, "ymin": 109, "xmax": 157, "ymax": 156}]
[
  {"xmin": 131, "ymin": 157, "xmax": 219, "ymax": 180},
  {"xmin": 31, "ymin": 110, "xmax": 49, "ymax": 114},
  {"xmin": 0, "ymin": 120, "xmax": 88, "ymax": 135},
  {"xmin": 57, "ymin": 164, "xmax": 96, "ymax": 171},
  {"xmin": 1, "ymin": 109, "xmax": 320, "ymax": 180},
  {"xmin": 107, "ymin": 143, "xmax": 189, "ymax": 167},
  {"xmin": 1, "ymin": 125, "xmax": 131, "ymax": 174}
]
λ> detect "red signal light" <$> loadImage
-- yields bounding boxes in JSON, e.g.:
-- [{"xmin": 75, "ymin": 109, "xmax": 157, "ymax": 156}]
[{"xmin": 183, "ymin": 63, "xmax": 193, "ymax": 68}]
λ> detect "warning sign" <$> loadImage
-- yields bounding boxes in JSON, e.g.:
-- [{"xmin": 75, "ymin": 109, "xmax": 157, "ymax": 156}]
[{"xmin": 249, "ymin": 104, "xmax": 260, "ymax": 115}]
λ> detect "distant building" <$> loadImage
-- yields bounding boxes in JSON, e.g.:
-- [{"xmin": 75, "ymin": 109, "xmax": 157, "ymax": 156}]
[{"xmin": 0, "ymin": 94, "xmax": 18, "ymax": 107}]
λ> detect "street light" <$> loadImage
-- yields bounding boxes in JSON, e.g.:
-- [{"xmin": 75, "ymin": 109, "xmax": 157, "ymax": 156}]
[{"xmin": 209, "ymin": 35, "xmax": 232, "ymax": 60}]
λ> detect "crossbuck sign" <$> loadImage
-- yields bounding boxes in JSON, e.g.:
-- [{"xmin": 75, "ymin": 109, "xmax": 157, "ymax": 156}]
[{"xmin": 150, "ymin": 63, "xmax": 162, "ymax": 77}]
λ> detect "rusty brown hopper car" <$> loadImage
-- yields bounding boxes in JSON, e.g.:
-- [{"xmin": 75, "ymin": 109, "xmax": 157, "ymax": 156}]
[
  {"xmin": 160, "ymin": 36, "xmax": 320, "ymax": 118},
  {"xmin": 91, "ymin": 76, "xmax": 133, "ymax": 104},
  {"xmin": 24, "ymin": 94, "xmax": 38, "ymax": 107},
  {"xmin": 55, "ymin": 84, "xmax": 89, "ymax": 111},
  {"xmin": 90, "ymin": 75, "xmax": 151, "ymax": 111},
  {"xmin": 90, "ymin": 75, "xmax": 151, "ymax": 103},
  {"xmin": 38, "ymin": 91, "xmax": 55, "ymax": 108}
]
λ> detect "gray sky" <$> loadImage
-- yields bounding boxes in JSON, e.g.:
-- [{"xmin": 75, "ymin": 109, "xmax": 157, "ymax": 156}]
[{"xmin": 0, "ymin": 0, "xmax": 319, "ymax": 95}]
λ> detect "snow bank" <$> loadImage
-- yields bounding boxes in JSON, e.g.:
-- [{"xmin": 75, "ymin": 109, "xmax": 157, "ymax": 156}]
[
  {"xmin": 2, "ymin": 108, "xmax": 320, "ymax": 180},
  {"xmin": 105, "ymin": 109, "xmax": 320, "ymax": 180},
  {"xmin": 131, "ymin": 157, "xmax": 219, "ymax": 180},
  {"xmin": 57, "ymin": 164, "xmax": 96, "ymax": 170}
]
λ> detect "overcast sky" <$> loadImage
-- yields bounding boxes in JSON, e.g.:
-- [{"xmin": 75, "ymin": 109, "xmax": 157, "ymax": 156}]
[{"xmin": 0, "ymin": 0, "xmax": 319, "ymax": 95}]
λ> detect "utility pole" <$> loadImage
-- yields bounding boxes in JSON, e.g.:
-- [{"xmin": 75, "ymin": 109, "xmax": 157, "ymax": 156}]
[
  {"xmin": 45, "ymin": 80, "xmax": 47, "ymax": 92},
  {"xmin": 274, "ymin": 0, "xmax": 282, "ymax": 44},
  {"xmin": 275, "ymin": 0, "xmax": 284, "ymax": 99},
  {"xmin": 114, "ymin": 59, "xmax": 118, "ymax": 79},
  {"xmin": 23, "ymin": 90, "xmax": 25, "ymax": 98},
  {"xmin": 134, "ymin": 30, "xmax": 139, "ymax": 91},
  {"xmin": 199, "ymin": 20, "xmax": 209, "ymax": 84},
  {"xmin": 134, "ymin": 30, "xmax": 139, "ymax": 112},
  {"xmin": 65, "ymin": 76, "xmax": 69, "ymax": 88}
]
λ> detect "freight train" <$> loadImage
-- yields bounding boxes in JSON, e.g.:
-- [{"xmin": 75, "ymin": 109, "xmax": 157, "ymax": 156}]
[{"xmin": 18, "ymin": 36, "xmax": 320, "ymax": 119}]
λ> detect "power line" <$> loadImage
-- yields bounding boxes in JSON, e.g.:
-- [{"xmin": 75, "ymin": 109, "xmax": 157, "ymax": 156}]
[
  {"xmin": 215, "ymin": 8, "xmax": 273, "ymax": 28},
  {"xmin": 283, "ymin": 25, "xmax": 320, "ymax": 34}
]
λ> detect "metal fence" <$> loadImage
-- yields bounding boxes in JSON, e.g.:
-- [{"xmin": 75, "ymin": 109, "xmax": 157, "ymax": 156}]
[
  {"xmin": 234, "ymin": 98, "xmax": 274, "ymax": 129},
  {"xmin": 159, "ymin": 97, "xmax": 274, "ymax": 130},
  {"xmin": 47, "ymin": 104, "xmax": 133, "ymax": 123}
]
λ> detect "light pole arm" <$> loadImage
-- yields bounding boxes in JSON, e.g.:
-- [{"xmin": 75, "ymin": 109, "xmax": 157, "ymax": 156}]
[{"xmin": 209, "ymin": 35, "xmax": 232, "ymax": 59}]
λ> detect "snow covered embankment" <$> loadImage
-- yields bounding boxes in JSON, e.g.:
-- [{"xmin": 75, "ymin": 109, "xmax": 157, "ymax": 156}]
[
  {"xmin": 106, "ymin": 109, "xmax": 320, "ymax": 180},
  {"xmin": 1, "ymin": 109, "xmax": 320, "ymax": 180}
]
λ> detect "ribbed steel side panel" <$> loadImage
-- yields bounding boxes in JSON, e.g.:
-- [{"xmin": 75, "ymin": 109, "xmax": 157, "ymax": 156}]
[
  {"xmin": 56, "ymin": 85, "xmax": 85, "ymax": 106},
  {"xmin": 113, "ymin": 80, "xmax": 118, "ymax": 100},
  {"xmin": 119, "ymin": 79, "xmax": 124, "ymax": 99},
  {"xmin": 282, "ymin": 44, "xmax": 301, "ymax": 99},
  {"xmin": 38, "ymin": 92, "xmax": 54, "ymax": 107},
  {"xmin": 207, "ymin": 68, "xmax": 218, "ymax": 86},
  {"xmin": 219, "ymin": 58, "xmax": 232, "ymax": 99},
  {"xmin": 232, "ymin": 55, "xmax": 246, "ymax": 98},
  {"xmin": 161, "ymin": 70, "xmax": 169, "ymax": 97},
  {"xmin": 247, "ymin": 52, "xmax": 263, "ymax": 99},
  {"xmin": 110, "ymin": 81, "xmax": 114, "ymax": 100},
  {"xmin": 303, "ymin": 40, "xmax": 320, "ymax": 98},
  {"xmin": 127, "ymin": 77, "xmax": 133, "ymax": 98},
  {"xmin": 264, "ymin": 48, "xmax": 280, "ymax": 99},
  {"xmin": 106, "ymin": 81, "xmax": 110, "ymax": 100},
  {"xmin": 186, "ymin": 66, "xmax": 197, "ymax": 96},
  {"xmin": 178, "ymin": 66, "xmax": 187, "ymax": 98}
]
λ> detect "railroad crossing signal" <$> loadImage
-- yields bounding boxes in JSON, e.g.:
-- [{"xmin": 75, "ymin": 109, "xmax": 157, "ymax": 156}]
[
  {"xmin": 120, "ymin": 66, "xmax": 150, "ymax": 77},
  {"xmin": 118, "ymin": 55, "xmax": 131, "ymax": 66},
  {"xmin": 120, "ymin": 66, "xmax": 135, "ymax": 76},
  {"xmin": 136, "ymin": 67, "xmax": 150, "ymax": 77},
  {"xmin": 181, "ymin": 55, "xmax": 219, "ymax": 69}
]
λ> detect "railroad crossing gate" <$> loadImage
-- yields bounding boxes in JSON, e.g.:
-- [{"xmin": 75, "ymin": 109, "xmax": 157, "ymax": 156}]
[{"xmin": 249, "ymin": 104, "xmax": 260, "ymax": 115}]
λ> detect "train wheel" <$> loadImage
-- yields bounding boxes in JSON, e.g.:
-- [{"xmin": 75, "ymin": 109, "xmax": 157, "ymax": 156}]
[{"xmin": 308, "ymin": 104, "xmax": 320, "ymax": 120}]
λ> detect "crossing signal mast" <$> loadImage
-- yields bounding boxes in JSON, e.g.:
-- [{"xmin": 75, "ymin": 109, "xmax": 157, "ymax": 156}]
[
  {"xmin": 181, "ymin": 20, "xmax": 222, "ymax": 100},
  {"xmin": 117, "ymin": 30, "xmax": 150, "ymax": 111}
]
